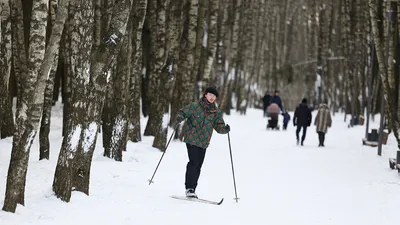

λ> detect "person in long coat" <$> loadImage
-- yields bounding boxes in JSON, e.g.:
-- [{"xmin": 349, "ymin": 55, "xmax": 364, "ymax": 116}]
[{"xmin": 314, "ymin": 103, "xmax": 332, "ymax": 147}]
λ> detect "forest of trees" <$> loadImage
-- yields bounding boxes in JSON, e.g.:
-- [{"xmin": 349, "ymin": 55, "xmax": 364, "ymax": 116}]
[{"xmin": 1, "ymin": 0, "xmax": 400, "ymax": 213}]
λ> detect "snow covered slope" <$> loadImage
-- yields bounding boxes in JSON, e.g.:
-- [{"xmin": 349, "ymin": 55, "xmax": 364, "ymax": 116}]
[{"xmin": 1, "ymin": 105, "xmax": 400, "ymax": 225}]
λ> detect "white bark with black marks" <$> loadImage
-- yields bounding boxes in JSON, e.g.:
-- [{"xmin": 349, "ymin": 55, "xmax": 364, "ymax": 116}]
[
  {"xmin": 39, "ymin": 0, "xmax": 65, "ymax": 160},
  {"xmin": 3, "ymin": 0, "xmax": 50, "ymax": 213},
  {"xmin": 0, "ymin": 0, "xmax": 13, "ymax": 139},
  {"xmin": 128, "ymin": 0, "xmax": 147, "ymax": 143},
  {"xmin": 53, "ymin": 0, "xmax": 93, "ymax": 202},
  {"xmin": 202, "ymin": 0, "xmax": 219, "ymax": 88},
  {"xmin": 53, "ymin": 0, "xmax": 132, "ymax": 202}
]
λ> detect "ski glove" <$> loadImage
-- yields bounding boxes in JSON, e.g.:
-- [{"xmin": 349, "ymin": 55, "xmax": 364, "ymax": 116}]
[{"xmin": 224, "ymin": 124, "xmax": 230, "ymax": 133}]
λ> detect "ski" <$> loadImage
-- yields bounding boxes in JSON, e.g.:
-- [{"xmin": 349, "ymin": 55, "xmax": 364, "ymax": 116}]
[{"xmin": 170, "ymin": 195, "xmax": 224, "ymax": 205}]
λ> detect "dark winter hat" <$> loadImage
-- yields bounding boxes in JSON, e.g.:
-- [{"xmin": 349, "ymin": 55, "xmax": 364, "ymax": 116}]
[
  {"xmin": 205, "ymin": 87, "xmax": 219, "ymax": 97},
  {"xmin": 302, "ymin": 98, "xmax": 307, "ymax": 104}
]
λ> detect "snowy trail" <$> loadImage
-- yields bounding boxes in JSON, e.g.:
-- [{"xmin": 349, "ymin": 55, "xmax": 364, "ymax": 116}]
[{"xmin": 1, "ymin": 107, "xmax": 400, "ymax": 225}]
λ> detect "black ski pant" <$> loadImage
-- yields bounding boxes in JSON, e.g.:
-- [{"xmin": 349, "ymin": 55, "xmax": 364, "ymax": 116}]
[
  {"xmin": 185, "ymin": 143, "xmax": 206, "ymax": 190},
  {"xmin": 318, "ymin": 131, "xmax": 326, "ymax": 146},
  {"xmin": 296, "ymin": 125, "xmax": 308, "ymax": 142}
]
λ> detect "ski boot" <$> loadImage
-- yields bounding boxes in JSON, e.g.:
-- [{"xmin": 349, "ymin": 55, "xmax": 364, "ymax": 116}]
[{"xmin": 185, "ymin": 189, "xmax": 198, "ymax": 198}]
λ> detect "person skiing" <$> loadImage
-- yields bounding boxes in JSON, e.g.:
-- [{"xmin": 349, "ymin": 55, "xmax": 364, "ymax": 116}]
[
  {"xmin": 262, "ymin": 91, "xmax": 271, "ymax": 117},
  {"xmin": 314, "ymin": 101, "xmax": 332, "ymax": 147},
  {"xmin": 269, "ymin": 90, "xmax": 283, "ymax": 111},
  {"xmin": 176, "ymin": 87, "xmax": 230, "ymax": 198},
  {"xmin": 293, "ymin": 98, "xmax": 312, "ymax": 146}
]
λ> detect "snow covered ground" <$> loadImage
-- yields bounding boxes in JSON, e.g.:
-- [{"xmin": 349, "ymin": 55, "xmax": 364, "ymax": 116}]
[{"xmin": 1, "ymin": 105, "xmax": 400, "ymax": 225}]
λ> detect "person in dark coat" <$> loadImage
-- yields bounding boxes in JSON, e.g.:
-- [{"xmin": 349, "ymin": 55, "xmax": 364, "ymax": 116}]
[
  {"xmin": 262, "ymin": 91, "xmax": 271, "ymax": 117},
  {"xmin": 282, "ymin": 110, "xmax": 291, "ymax": 130},
  {"xmin": 293, "ymin": 98, "xmax": 312, "ymax": 146},
  {"xmin": 269, "ymin": 90, "xmax": 283, "ymax": 111}
]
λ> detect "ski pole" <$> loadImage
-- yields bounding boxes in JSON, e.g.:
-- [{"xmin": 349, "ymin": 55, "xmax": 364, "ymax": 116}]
[
  {"xmin": 148, "ymin": 125, "xmax": 177, "ymax": 185},
  {"xmin": 227, "ymin": 132, "xmax": 239, "ymax": 202}
]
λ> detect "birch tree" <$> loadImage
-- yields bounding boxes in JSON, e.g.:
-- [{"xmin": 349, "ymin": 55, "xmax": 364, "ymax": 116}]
[
  {"xmin": 201, "ymin": 0, "xmax": 219, "ymax": 88},
  {"xmin": 142, "ymin": 0, "xmax": 169, "ymax": 152},
  {"xmin": 3, "ymin": 0, "xmax": 69, "ymax": 213},
  {"xmin": 128, "ymin": 0, "xmax": 147, "ymax": 143},
  {"xmin": 53, "ymin": 0, "xmax": 132, "ymax": 202},
  {"xmin": 0, "ymin": 0, "xmax": 13, "ymax": 139},
  {"xmin": 369, "ymin": 0, "xmax": 400, "ymax": 161},
  {"xmin": 103, "ymin": 13, "xmax": 133, "ymax": 161},
  {"xmin": 39, "ymin": 0, "xmax": 60, "ymax": 160}
]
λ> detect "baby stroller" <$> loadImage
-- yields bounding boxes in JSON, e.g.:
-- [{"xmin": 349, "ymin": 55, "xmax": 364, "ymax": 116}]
[{"xmin": 266, "ymin": 103, "xmax": 280, "ymax": 130}]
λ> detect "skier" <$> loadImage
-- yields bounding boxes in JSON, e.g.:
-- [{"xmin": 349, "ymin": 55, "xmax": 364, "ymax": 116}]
[
  {"xmin": 293, "ymin": 98, "xmax": 312, "ymax": 146},
  {"xmin": 176, "ymin": 87, "xmax": 230, "ymax": 198},
  {"xmin": 314, "ymin": 101, "xmax": 332, "ymax": 147}
]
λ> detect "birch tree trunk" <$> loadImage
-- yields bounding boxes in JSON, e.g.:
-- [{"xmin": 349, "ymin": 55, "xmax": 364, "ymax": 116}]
[
  {"xmin": 175, "ymin": 0, "xmax": 198, "ymax": 140},
  {"xmin": 306, "ymin": 0, "xmax": 317, "ymax": 99},
  {"xmin": 0, "ymin": 0, "xmax": 13, "ymax": 139},
  {"xmin": 53, "ymin": 0, "xmax": 132, "ymax": 201},
  {"xmin": 167, "ymin": 0, "xmax": 183, "ymax": 127},
  {"xmin": 369, "ymin": 0, "xmax": 400, "ymax": 160},
  {"xmin": 169, "ymin": 0, "xmax": 193, "ymax": 128},
  {"xmin": 192, "ymin": 0, "xmax": 206, "ymax": 98},
  {"xmin": 215, "ymin": 0, "xmax": 228, "ymax": 111},
  {"xmin": 219, "ymin": 0, "xmax": 240, "ymax": 112},
  {"xmin": 143, "ymin": 0, "xmax": 168, "ymax": 151},
  {"xmin": 103, "ymin": 15, "xmax": 132, "ymax": 161},
  {"xmin": 202, "ymin": 0, "xmax": 219, "ymax": 88},
  {"xmin": 52, "ymin": 0, "xmax": 94, "ymax": 202},
  {"xmin": 74, "ymin": 0, "xmax": 132, "ymax": 193},
  {"xmin": 10, "ymin": 0, "xmax": 27, "ymax": 115},
  {"xmin": 3, "ymin": 0, "xmax": 54, "ymax": 213},
  {"xmin": 39, "ymin": 0, "xmax": 60, "ymax": 160},
  {"xmin": 93, "ymin": 0, "xmax": 101, "ymax": 50},
  {"xmin": 151, "ymin": 0, "xmax": 169, "ymax": 151},
  {"xmin": 142, "ymin": 0, "xmax": 157, "ymax": 136},
  {"xmin": 62, "ymin": 3, "xmax": 74, "ymax": 137},
  {"xmin": 128, "ymin": 0, "xmax": 147, "ymax": 143}
]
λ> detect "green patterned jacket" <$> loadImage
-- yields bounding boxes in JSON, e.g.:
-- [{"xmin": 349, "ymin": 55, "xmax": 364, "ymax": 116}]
[{"xmin": 176, "ymin": 98, "xmax": 228, "ymax": 149}]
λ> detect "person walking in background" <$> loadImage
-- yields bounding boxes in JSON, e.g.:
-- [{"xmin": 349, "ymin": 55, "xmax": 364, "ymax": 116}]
[
  {"xmin": 176, "ymin": 86, "xmax": 230, "ymax": 198},
  {"xmin": 314, "ymin": 101, "xmax": 332, "ymax": 147},
  {"xmin": 262, "ymin": 91, "xmax": 271, "ymax": 117},
  {"xmin": 293, "ymin": 98, "xmax": 312, "ymax": 146},
  {"xmin": 282, "ymin": 110, "xmax": 291, "ymax": 130},
  {"xmin": 269, "ymin": 90, "xmax": 283, "ymax": 111}
]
